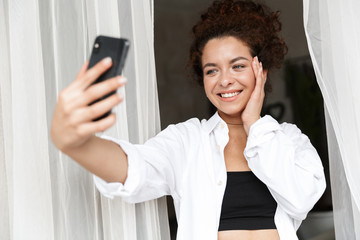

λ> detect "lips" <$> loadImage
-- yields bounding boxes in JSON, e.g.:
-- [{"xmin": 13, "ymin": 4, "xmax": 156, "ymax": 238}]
[{"xmin": 218, "ymin": 90, "xmax": 242, "ymax": 98}]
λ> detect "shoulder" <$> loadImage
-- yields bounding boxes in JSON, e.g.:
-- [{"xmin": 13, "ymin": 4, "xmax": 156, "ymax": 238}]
[
  {"xmin": 280, "ymin": 121, "xmax": 302, "ymax": 135},
  {"xmin": 159, "ymin": 112, "xmax": 220, "ymax": 139},
  {"xmin": 274, "ymin": 118, "xmax": 312, "ymax": 146},
  {"xmin": 164, "ymin": 117, "xmax": 203, "ymax": 138},
  {"xmin": 254, "ymin": 115, "xmax": 303, "ymax": 135},
  {"xmin": 249, "ymin": 115, "xmax": 308, "ymax": 144},
  {"xmin": 279, "ymin": 122, "xmax": 311, "ymax": 145},
  {"xmin": 144, "ymin": 118, "xmax": 204, "ymax": 153},
  {"xmin": 176, "ymin": 117, "xmax": 202, "ymax": 129}
]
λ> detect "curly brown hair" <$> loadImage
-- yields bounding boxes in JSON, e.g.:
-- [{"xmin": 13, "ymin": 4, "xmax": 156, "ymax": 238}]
[{"xmin": 189, "ymin": 0, "xmax": 288, "ymax": 88}]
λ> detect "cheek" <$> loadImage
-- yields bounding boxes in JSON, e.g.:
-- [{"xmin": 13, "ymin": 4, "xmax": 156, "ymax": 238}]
[
  {"xmin": 203, "ymin": 78, "xmax": 215, "ymax": 96},
  {"xmin": 243, "ymin": 72, "xmax": 256, "ymax": 89}
]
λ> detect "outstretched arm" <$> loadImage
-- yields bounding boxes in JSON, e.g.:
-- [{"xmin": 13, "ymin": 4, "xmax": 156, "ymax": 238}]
[{"xmin": 51, "ymin": 58, "xmax": 128, "ymax": 183}]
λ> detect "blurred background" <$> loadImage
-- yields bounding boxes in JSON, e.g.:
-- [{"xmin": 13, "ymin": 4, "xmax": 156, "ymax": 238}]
[{"xmin": 153, "ymin": 0, "xmax": 334, "ymax": 239}]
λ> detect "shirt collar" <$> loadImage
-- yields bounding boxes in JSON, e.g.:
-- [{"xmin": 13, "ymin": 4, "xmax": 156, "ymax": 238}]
[{"xmin": 202, "ymin": 111, "xmax": 226, "ymax": 134}]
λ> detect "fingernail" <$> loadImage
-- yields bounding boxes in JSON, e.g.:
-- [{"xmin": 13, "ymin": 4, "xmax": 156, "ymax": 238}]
[
  {"xmin": 254, "ymin": 56, "xmax": 258, "ymax": 62},
  {"xmin": 103, "ymin": 57, "xmax": 112, "ymax": 66},
  {"xmin": 118, "ymin": 76, "xmax": 127, "ymax": 84}
]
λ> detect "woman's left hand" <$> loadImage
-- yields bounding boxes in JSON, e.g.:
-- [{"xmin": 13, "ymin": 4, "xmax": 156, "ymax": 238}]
[{"xmin": 241, "ymin": 56, "xmax": 267, "ymax": 135}]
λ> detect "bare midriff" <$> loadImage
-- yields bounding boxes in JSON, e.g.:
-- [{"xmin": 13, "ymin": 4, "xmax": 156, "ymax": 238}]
[{"xmin": 218, "ymin": 229, "xmax": 280, "ymax": 240}]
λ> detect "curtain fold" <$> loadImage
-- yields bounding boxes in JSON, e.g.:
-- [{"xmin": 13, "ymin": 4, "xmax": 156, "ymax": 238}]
[
  {"xmin": 0, "ymin": 0, "xmax": 170, "ymax": 239},
  {"xmin": 0, "ymin": 0, "xmax": 12, "ymax": 238},
  {"xmin": 303, "ymin": 0, "xmax": 360, "ymax": 239}
]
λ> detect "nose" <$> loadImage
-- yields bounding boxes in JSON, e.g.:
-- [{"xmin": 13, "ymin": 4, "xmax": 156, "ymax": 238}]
[{"xmin": 219, "ymin": 71, "xmax": 233, "ymax": 87}]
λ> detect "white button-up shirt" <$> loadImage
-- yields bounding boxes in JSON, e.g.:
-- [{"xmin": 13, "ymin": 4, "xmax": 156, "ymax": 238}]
[{"xmin": 94, "ymin": 112, "xmax": 326, "ymax": 240}]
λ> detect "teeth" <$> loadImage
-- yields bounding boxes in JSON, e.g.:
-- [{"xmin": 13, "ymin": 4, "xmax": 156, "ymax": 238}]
[{"xmin": 221, "ymin": 91, "xmax": 240, "ymax": 98}]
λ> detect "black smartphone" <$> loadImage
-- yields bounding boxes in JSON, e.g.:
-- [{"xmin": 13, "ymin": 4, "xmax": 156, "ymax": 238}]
[{"xmin": 87, "ymin": 35, "xmax": 130, "ymax": 121}]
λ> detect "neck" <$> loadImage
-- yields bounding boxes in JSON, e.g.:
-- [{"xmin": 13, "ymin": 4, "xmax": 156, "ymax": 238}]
[
  {"xmin": 227, "ymin": 122, "xmax": 247, "ymax": 140},
  {"xmin": 218, "ymin": 111, "xmax": 243, "ymax": 125},
  {"xmin": 226, "ymin": 122, "xmax": 244, "ymax": 126}
]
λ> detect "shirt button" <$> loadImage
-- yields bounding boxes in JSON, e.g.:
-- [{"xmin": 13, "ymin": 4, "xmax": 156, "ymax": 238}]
[
  {"xmin": 217, "ymin": 145, "xmax": 221, "ymax": 150},
  {"xmin": 218, "ymin": 180, "xmax": 223, "ymax": 186},
  {"xmin": 221, "ymin": 123, "xmax": 225, "ymax": 129}
]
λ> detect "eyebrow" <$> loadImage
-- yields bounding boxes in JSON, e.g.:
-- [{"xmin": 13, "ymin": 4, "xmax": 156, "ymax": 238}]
[{"xmin": 202, "ymin": 56, "xmax": 250, "ymax": 69}]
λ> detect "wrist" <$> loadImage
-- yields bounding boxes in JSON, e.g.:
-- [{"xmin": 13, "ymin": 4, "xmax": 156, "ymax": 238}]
[
  {"xmin": 62, "ymin": 135, "xmax": 96, "ymax": 156},
  {"xmin": 243, "ymin": 117, "xmax": 260, "ymax": 136}
]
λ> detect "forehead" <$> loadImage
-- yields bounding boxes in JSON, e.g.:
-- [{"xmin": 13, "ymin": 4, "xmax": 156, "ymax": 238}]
[{"xmin": 202, "ymin": 36, "xmax": 252, "ymax": 62}]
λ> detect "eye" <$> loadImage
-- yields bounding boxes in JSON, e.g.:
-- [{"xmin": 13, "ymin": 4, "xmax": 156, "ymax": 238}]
[
  {"xmin": 205, "ymin": 69, "xmax": 217, "ymax": 75},
  {"xmin": 233, "ymin": 64, "xmax": 245, "ymax": 70}
]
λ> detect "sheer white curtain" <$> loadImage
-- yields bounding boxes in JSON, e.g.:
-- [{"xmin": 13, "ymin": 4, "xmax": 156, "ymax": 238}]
[
  {"xmin": 303, "ymin": 0, "xmax": 360, "ymax": 239},
  {"xmin": 0, "ymin": 0, "xmax": 170, "ymax": 239}
]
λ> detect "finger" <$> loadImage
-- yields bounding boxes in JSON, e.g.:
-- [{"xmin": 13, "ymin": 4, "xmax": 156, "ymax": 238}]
[
  {"xmin": 80, "ymin": 76, "xmax": 127, "ymax": 107},
  {"xmin": 259, "ymin": 63, "xmax": 265, "ymax": 93},
  {"xmin": 259, "ymin": 62, "xmax": 264, "ymax": 83},
  {"xmin": 252, "ymin": 56, "xmax": 260, "ymax": 75},
  {"xmin": 251, "ymin": 58, "xmax": 262, "ymax": 93},
  {"xmin": 256, "ymin": 59, "xmax": 262, "ymax": 81},
  {"xmin": 76, "ymin": 61, "xmax": 89, "ymax": 80},
  {"xmin": 262, "ymin": 66, "xmax": 268, "ymax": 84},
  {"xmin": 259, "ymin": 62, "xmax": 267, "ymax": 90},
  {"xmin": 252, "ymin": 57, "xmax": 264, "ymax": 88},
  {"xmin": 253, "ymin": 59, "xmax": 265, "ymax": 87},
  {"xmin": 248, "ymin": 62, "xmax": 265, "ymax": 102},
  {"xmin": 63, "ymin": 61, "xmax": 90, "ymax": 92},
  {"xmin": 59, "ymin": 75, "xmax": 126, "ymax": 115},
  {"xmin": 79, "ymin": 93, "xmax": 123, "ymax": 123},
  {"xmin": 258, "ymin": 63, "xmax": 267, "ymax": 101},
  {"xmin": 79, "ymin": 57, "xmax": 113, "ymax": 89},
  {"xmin": 77, "ymin": 113, "xmax": 117, "ymax": 135}
]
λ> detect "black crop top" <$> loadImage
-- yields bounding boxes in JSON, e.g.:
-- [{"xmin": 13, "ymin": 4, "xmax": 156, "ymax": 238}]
[{"xmin": 218, "ymin": 171, "xmax": 277, "ymax": 231}]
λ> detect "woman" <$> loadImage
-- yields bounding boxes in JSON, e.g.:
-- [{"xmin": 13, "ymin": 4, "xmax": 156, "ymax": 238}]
[{"xmin": 51, "ymin": 0, "xmax": 326, "ymax": 239}]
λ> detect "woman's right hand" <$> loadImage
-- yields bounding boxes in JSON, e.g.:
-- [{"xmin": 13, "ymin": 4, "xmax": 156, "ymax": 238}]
[{"xmin": 51, "ymin": 57, "xmax": 127, "ymax": 153}]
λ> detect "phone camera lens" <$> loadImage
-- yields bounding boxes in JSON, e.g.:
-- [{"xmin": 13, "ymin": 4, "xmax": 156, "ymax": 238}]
[{"xmin": 93, "ymin": 42, "xmax": 101, "ymax": 53}]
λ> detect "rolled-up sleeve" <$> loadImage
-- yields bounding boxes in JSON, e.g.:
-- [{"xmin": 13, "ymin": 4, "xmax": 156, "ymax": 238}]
[
  {"xmin": 93, "ymin": 125, "xmax": 185, "ymax": 204},
  {"xmin": 244, "ymin": 115, "xmax": 326, "ymax": 221}
]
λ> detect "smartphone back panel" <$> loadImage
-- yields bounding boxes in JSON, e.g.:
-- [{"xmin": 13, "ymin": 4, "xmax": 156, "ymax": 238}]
[{"xmin": 87, "ymin": 35, "xmax": 129, "ymax": 121}]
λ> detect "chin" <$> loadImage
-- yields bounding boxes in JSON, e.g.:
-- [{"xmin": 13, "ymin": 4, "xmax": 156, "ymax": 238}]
[
  {"xmin": 218, "ymin": 108, "xmax": 243, "ymax": 118},
  {"xmin": 210, "ymin": 98, "xmax": 247, "ymax": 118}
]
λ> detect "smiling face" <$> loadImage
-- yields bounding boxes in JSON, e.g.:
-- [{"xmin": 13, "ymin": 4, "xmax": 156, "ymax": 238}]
[{"xmin": 202, "ymin": 36, "xmax": 255, "ymax": 123}]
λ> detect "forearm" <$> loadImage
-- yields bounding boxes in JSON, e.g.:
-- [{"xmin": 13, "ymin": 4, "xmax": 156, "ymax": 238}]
[{"xmin": 65, "ymin": 135, "xmax": 128, "ymax": 184}]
